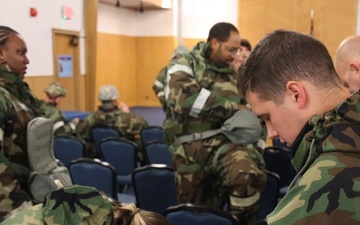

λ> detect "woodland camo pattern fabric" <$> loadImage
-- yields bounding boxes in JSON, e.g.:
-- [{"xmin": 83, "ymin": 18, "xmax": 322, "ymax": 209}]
[
  {"xmin": 267, "ymin": 94, "xmax": 360, "ymax": 225},
  {"xmin": 166, "ymin": 42, "xmax": 266, "ymax": 224},
  {"xmin": 1, "ymin": 185, "xmax": 113, "ymax": 225}
]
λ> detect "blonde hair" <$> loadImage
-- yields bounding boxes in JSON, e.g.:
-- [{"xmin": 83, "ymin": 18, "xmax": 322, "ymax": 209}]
[{"xmin": 113, "ymin": 203, "xmax": 170, "ymax": 225}]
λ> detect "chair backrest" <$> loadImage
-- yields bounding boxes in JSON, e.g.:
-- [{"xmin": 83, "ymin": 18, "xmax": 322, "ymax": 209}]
[
  {"xmin": 90, "ymin": 125, "xmax": 122, "ymax": 157},
  {"xmin": 132, "ymin": 164, "xmax": 177, "ymax": 214},
  {"xmin": 68, "ymin": 158, "xmax": 118, "ymax": 200},
  {"xmin": 164, "ymin": 203, "xmax": 238, "ymax": 225},
  {"xmin": 144, "ymin": 140, "xmax": 173, "ymax": 168},
  {"xmin": 140, "ymin": 126, "xmax": 165, "ymax": 146},
  {"xmin": 257, "ymin": 170, "xmax": 280, "ymax": 222},
  {"xmin": 54, "ymin": 134, "xmax": 86, "ymax": 167},
  {"xmin": 100, "ymin": 137, "xmax": 138, "ymax": 176},
  {"xmin": 263, "ymin": 146, "xmax": 295, "ymax": 188}
]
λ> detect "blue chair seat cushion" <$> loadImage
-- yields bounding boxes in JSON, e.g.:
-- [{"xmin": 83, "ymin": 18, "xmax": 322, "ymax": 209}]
[
  {"xmin": 117, "ymin": 174, "xmax": 132, "ymax": 185},
  {"xmin": 118, "ymin": 193, "xmax": 136, "ymax": 204}
]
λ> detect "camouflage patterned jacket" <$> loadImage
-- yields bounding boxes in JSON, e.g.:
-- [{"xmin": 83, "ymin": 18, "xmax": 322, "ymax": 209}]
[
  {"xmin": 40, "ymin": 102, "xmax": 76, "ymax": 135},
  {"xmin": 166, "ymin": 42, "xmax": 239, "ymax": 135},
  {"xmin": 152, "ymin": 66, "xmax": 168, "ymax": 112},
  {"xmin": 1, "ymin": 185, "xmax": 113, "ymax": 225},
  {"xmin": 267, "ymin": 94, "xmax": 360, "ymax": 225},
  {"xmin": 0, "ymin": 64, "xmax": 44, "ymax": 221},
  {"xmin": 76, "ymin": 106, "xmax": 148, "ymax": 152}
]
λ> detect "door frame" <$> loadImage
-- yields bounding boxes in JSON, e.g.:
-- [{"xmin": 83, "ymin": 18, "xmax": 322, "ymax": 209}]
[{"xmin": 52, "ymin": 28, "xmax": 81, "ymax": 110}]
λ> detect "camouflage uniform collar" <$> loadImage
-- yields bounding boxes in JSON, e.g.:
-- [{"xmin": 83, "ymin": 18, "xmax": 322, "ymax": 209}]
[
  {"xmin": 44, "ymin": 102, "xmax": 57, "ymax": 107},
  {"xmin": 98, "ymin": 105, "xmax": 119, "ymax": 113},
  {"xmin": 292, "ymin": 94, "xmax": 360, "ymax": 171},
  {"xmin": 0, "ymin": 63, "xmax": 22, "ymax": 84},
  {"xmin": 0, "ymin": 64, "xmax": 43, "ymax": 117},
  {"xmin": 193, "ymin": 42, "xmax": 233, "ymax": 74}
]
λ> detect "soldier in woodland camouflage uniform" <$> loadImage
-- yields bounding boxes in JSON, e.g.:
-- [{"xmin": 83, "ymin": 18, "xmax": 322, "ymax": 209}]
[
  {"xmin": 0, "ymin": 26, "xmax": 45, "ymax": 222},
  {"xmin": 41, "ymin": 82, "xmax": 79, "ymax": 135},
  {"xmin": 152, "ymin": 45, "xmax": 188, "ymax": 151},
  {"xmin": 166, "ymin": 22, "xmax": 266, "ymax": 224},
  {"xmin": 1, "ymin": 185, "xmax": 114, "ymax": 225},
  {"xmin": 239, "ymin": 29, "xmax": 360, "ymax": 224},
  {"xmin": 76, "ymin": 84, "xmax": 148, "ymax": 157},
  {"xmin": 2, "ymin": 185, "xmax": 171, "ymax": 225}
]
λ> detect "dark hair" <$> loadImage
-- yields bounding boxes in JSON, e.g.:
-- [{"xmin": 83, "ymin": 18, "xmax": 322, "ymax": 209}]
[
  {"xmin": 240, "ymin": 38, "xmax": 252, "ymax": 51},
  {"xmin": 113, "ymin": 203, "xmax": 171, "ymax": 225},
  {"xmin": 206, "ymin": 22, "xmax": 238, "ymax": 42},
  {"xmin": 0, "ymin": 26, "xmax": 19, "ymax": 48},
  {"xmin": 238, "ymin": 29, "xmax": 342, "ymax": 105}
]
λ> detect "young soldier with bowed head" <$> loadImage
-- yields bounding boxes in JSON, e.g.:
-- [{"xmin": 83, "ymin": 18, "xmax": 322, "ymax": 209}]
[{"xmin": 239, "ymin": 29, "xmax": 360, "ymax": 224}]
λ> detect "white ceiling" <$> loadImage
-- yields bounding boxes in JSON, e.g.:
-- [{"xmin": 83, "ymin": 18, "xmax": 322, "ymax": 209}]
[{"xmin": 99, "ymin": 0, "xmax": 166, "ymax": 11}]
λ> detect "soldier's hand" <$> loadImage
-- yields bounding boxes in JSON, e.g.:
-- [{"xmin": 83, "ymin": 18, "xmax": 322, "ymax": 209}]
[
  {"xmin": 72, "ymin": 118, "xmax": 80, "ymax": 125},
  {"xmin": 120, "ymin": 101, "xmax": 130, "ymax": 113}
]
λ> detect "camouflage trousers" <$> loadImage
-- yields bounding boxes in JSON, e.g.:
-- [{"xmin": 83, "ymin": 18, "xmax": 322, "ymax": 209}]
[{"xmin": 173, "ymin": 134, "xmax": 267, "ymax": 225}]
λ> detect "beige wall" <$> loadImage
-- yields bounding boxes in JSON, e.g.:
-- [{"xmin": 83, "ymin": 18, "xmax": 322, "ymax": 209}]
[
  {"xmin": 94, "ymin": 35, "xmax": 205, "ymax": 108},
  {"xmin": 25, "ymin": 75, "xmax": 87, "ymax": 111},
  {"xmin": 238, "ymin": 0, "xmax": 358, "ymax": 59},
  {"xmin": 95, "ymin": 33, "xmax": 137, "ymax": 109}
]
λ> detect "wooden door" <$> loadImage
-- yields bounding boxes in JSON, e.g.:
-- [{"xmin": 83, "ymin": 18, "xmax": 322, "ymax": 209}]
[{"xmin": 52, "ymin": 29, "xmax": 80, "ymax": 111}]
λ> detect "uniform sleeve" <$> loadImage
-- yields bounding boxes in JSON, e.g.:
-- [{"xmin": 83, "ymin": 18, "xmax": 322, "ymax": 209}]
[
  {"xmin": 42, "ymin": 105, "xmax": 76, "ymax": 135},
  {"xmin": 76, "ymin": 113, "xmax": 95, "ymax": 142},
  {"xmin": 113, "ymin": 112, "xmax": 148, "ymax": 140},
  {"xmin": 0, "ymin": 94, "xmax": 28, "ymax": 220},
  {"xmin": 152, "ymin": 67, "xmax": 167, "ymax": 112},
  {"xmin": 126, "ymin": 114, "xmax": 149, "ymax": 136},
  {"xmin": 167, "ymin": 54, "xmax": 238, "ymax": 120}
]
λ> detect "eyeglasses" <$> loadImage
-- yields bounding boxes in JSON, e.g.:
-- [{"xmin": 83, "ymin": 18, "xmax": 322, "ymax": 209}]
[{"xmin": 220, "ymin": 42, "xmax": 242, "ymax": 56}]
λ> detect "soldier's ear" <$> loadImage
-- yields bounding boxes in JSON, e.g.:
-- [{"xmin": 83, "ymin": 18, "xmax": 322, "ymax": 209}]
[
  {"xmin": 0, "ymin": 48, "xmax": 5, "ymax": 62},
  {"xmin": 210, "ymin": 38, "xmax": 220, "ymax": 50},
  {"xmin": 286, "ymin": 81, "xmax": 307, "ymax": 109},
  {"xmin": 349, "ymin": 60, "xmax": 360, "ymax": 73}
]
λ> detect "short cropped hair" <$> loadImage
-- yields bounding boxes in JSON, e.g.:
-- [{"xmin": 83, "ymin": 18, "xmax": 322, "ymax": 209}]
[
  {"xmin": 239, "ymin": 29, "xmax": 341, "ymax": 105},
  {"xmin": 207, "ymin": 22, "xmax": 238, "ymax": 43},
  {"xmin": 240, "ymin": 39, "xmax": 252, "ymax": 51}
]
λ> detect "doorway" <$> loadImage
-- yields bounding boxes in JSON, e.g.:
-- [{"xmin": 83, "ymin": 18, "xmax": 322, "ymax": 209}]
[{"xmin": 52, "ymin": 29, "xmax": 81, "ymax": 111}]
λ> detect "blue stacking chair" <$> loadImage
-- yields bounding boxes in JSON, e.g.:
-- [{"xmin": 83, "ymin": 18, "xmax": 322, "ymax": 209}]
[
  {"xmin": 164, "ymin": 203, "xmax": 238, "ymax": 225},
  {"xmin": 256, "ymin": 170, "xmax": 281, "ymax": 223},
  {"xmin": 99, "ymin": 137, "xmax": 138, "ymax": 192},
  {"xmin": 132, "ymin": 164, "xmax": 177, "ymax": 214},
  {"xmin": 68, "ymin": 158, "xmax": 136, "ymax": 204},
  {"xmin": 90, "ymin": 124, "xmax": 122, "ymax": 158},
  {"xmin": 53, "ymin": 134, "xmax": 85, "ymax": 167},
  {"xmin": 144, "ymin": 140, "xmax": 174, "ymax": 168},
  {"xmin": 140, "ymin": 126, "xmax": 165, "ymax": 147}
]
